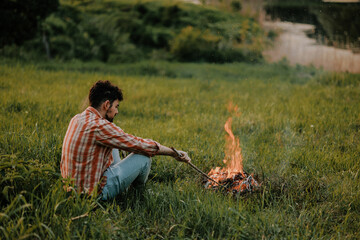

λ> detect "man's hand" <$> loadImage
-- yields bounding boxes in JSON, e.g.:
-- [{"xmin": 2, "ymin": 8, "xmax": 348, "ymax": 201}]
[
  {"xmin": 173, "ymin": 150, "xmax": 191, "ymax": 163},
  {"xmin": 157, "ymin": 145, "xmax": 191, "ymax": 163}
]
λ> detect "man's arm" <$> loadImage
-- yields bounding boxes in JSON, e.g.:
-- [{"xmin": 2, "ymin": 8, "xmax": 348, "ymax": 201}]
[
  {"xmin": 96, "ymin": 121, "xmax": 160, "ymax": 156},
  {"xmin": 95, "ymin": 120, "xmax": 191, "ymax": 162}
]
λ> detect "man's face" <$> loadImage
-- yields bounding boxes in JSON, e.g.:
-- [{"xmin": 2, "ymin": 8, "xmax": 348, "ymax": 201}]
[{"xmin": 105, "ymin": 99, "xmax": 119, "ymax": 122}]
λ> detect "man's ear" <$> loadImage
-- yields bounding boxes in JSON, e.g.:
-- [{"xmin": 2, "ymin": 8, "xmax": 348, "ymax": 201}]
[{"xmin": 103, "ymin": 100, "xmax": 111, "ymax": 111}]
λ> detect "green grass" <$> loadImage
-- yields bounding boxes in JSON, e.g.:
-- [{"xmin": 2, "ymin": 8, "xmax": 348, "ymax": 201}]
[{"xmin": 1, "ymin": 59, "xmax": 360, "ymax": 239}]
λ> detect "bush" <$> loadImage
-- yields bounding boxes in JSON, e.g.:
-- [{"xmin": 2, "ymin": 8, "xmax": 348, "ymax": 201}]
[
  {"xmin": 0, "ymin": 0, "xmax": 267, "ymax": 63},
  {"xmin": 170, "ymin": 26, "xmax": 220, "ymax": 62},
  {"xmin": 231, "ymin": 0, "xmax": 242, "ymax": 12},
  {"xmin": 108, "ymin": 43, "xmax": 144, "ymax": 63},
  {"xmin": 170, "ymin": 25, "xmax": 263, "ymax": 63},
  {"xmin": 0, "ymin": 0, "xmax": 59, "ymax": 46}
]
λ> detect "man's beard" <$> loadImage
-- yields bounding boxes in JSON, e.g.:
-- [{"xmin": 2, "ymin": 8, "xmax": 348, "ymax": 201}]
[{"xmin": 105, "ymin": 112, "xmax": 113, "ymax": 122}]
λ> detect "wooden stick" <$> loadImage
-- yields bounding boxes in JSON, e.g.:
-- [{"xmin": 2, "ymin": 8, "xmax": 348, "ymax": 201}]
[{"xmin": 171, "ymin": 147, "xmax": 228, "ymax": 189}]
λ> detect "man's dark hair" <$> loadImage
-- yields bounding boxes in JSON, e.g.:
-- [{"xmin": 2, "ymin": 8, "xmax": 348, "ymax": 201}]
[{"xmin": 89, "ymin": 80, "xmax": 123, "ymax": 109}]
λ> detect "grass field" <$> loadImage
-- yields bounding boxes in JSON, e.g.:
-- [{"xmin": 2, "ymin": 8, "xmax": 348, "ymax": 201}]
[{"xmin": 1, "ymin": 59, "xmax": 360, "ymax": 239}]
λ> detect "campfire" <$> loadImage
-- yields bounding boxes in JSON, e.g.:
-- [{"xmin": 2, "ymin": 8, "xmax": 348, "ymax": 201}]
[{"xmin": 204, "ymin": 103, "xmax": 260, "ymax": 194}]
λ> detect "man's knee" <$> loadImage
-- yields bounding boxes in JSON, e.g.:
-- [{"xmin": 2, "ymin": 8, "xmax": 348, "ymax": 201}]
[{"xmin": 132, "ymin": 154, "xmax": 151, "ymax": 167}]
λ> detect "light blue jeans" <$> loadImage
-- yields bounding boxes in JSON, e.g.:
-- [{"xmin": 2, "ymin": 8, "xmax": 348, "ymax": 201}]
[{"xmin": 101, "ymin": 149, "xmax": 152, "ymax": 200}]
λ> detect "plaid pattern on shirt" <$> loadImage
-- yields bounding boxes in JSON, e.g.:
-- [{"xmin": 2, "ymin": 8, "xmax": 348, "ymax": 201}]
[{"xmin": 60, "ymin": 106, "xmax": 159, "ymax": 194}]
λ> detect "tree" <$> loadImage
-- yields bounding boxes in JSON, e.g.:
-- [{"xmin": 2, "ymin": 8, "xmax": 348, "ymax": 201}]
[{"xmin": 0, "ymin": 0, "xmax": 59, "ymax": 46}]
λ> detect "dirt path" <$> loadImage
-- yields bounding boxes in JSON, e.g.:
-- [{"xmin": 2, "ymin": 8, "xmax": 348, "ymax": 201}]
[{"xmin": 263, "ymin": 21, "xmax": 360, "ymax": 73}]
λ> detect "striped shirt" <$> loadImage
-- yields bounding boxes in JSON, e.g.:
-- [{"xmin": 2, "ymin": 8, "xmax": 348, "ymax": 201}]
[{"xmin": 60, "ymin": 106, "xmax": 159, "ymax": 194}]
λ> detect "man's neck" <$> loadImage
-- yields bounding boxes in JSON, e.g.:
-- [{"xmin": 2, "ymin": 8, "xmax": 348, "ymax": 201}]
[
  {"xmin": 90, "ymin": 106, "xmax": 106, "ymax": 119},
  {"xmin": 97, "ymin": 107, "xmax": 107, "ymax": 119}
]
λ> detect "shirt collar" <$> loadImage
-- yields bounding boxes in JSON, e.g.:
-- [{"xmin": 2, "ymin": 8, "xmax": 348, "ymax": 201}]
[{"xmin": 87, "ymin": 106, "xmax": 103, "ymax": 119}]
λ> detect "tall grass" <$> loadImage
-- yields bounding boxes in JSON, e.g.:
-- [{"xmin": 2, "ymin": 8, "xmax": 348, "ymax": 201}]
[{"xmin": 1, "ymin": 60, "xmax": 359, "ymax": 239}]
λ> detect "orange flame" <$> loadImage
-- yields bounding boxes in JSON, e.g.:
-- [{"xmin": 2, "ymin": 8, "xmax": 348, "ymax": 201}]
[
  {"xmin": 208, "ymin": 102, "xmax": 244, "ymax": 178},
  {"xmin": 223, "ymin": 117, "xmax": 245, "ymax": 177},
  {"xmin": 206, "ymin": 102, "xmax": 261, "ymax": 194},
  {"xmin": 223, "ymin": 102, "xmax": 243, "ymax": 176}
]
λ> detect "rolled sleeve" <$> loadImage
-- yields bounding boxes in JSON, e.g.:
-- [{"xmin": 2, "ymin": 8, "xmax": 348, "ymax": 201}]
[{"xmin": 95, "ymin": 120, "xmax": 159, "ymax": 157}]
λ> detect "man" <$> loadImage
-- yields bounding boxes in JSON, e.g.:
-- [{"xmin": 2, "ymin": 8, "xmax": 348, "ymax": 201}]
[{"xmin": 61, "ymin": 80, "xmax": 190, "ymax": 200}]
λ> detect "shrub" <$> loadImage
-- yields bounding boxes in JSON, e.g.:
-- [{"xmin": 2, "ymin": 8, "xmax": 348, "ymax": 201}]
[
  {"xmin": 231, "ymin": 0, "xmax": 242, "ymax": 12},
  {"xmin": 0, "ymin": 0, "xmax": 59, "ymax": 46},
  {"xmin": 170, "ymin": 26, "xmax": 220, "ymax": 62},
  {"xmin": 0, "ymin": 0, "xmax": 267, "ymax": 63},
  {"xmin": 108, "ymin": 43, "xmax": 144, "ymax": 63}
]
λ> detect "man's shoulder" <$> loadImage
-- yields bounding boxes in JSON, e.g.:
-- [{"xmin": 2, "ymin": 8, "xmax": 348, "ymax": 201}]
[
  {"xmin": 70, "ymin": 109, "xmax": 97, "ymax": 127},
  {"xmin": 76, "ymin": 107, "xmax": 123, "ymax": 130}
]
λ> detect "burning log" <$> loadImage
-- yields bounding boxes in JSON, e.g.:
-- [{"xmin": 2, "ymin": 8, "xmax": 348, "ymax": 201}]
[
  {"xmin": 204, "ymin": 170, "xmax": 260, "ymax": 195},
  {"xmin": 204, "ymin": 102, "xmax": 260, "ymax": 195}
]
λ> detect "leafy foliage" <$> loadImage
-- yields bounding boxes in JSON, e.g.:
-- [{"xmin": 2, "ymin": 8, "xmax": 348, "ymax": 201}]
[
  {"xmin": 170, "ymin": 26, "xmax": 222, "ymax": 62},
  {"xmin": 0, "ymin": 0, "xmax": 59, "ymax": 46},
  {"xmin": 0, "ymin": 0, "xmax": 269, "ymax": 63}
]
